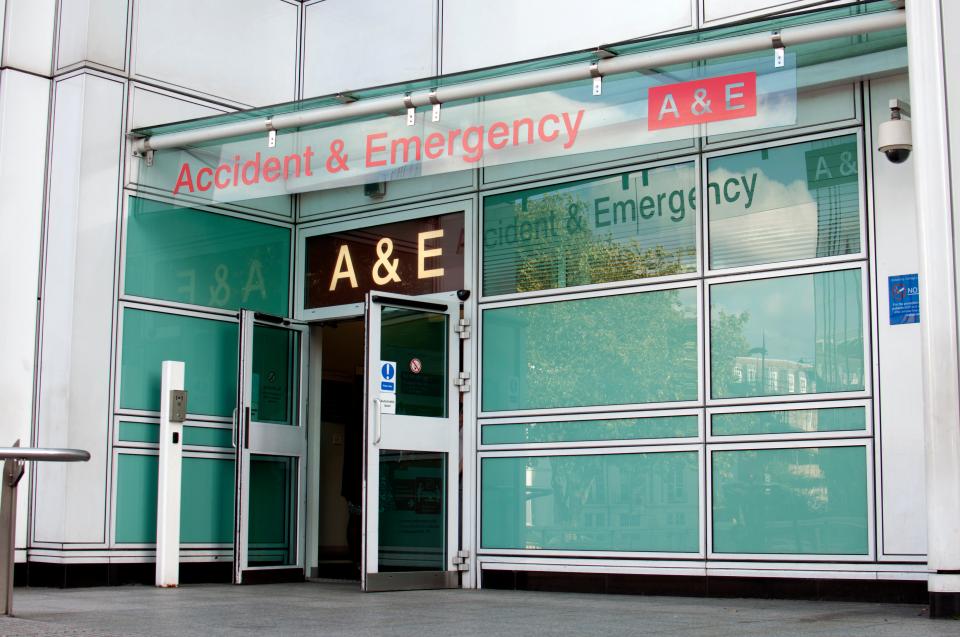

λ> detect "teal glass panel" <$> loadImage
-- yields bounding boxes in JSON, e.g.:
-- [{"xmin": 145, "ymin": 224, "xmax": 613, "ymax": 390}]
[
  {"xmin": 117, "ymin": 421, "xmax": 160, "ymax": 444},
  {"xmin": 710, "ymin": 269, "xmax": 864, "ymax": 399},
  {"xmin": 482, "ymin": 415, "xmax": 698, "ymax": 445},
  {"xmin": 248, "ymin": 455, "xmax": 297, "ymax": 565},
  {"xmin": 115, "ymin": 454, "xmax": 234, "ymax": 544},
  {"xmin": 117, "ymin": 421, "xmax": 233, "ymax": 448},
  {"xmin": 124, "ymin": 197, "xmax": 291, "ymax": 314},
  {"xmin": 184, "ymin": 427, "xmax": 234, "ymax": 448},
  {"xmin": 120, "ymin": 309, "xmax": 238, "ymax": 417},
  {"xmin": 707, "ymin": 135, "xmax": 860, "ymax": 270},
  {"xmin": 712, "ymin": 406, "xmax": 867, "ymax": 437},
  {"xmin": 711, "ymin": 445, "xmax": 868, "ymax": 555},
  {"xmin": 483, "ymin": 162, "xmax": 696, "ymax": 296},
  {"xmin": 378, "ymin": 450, "xmax": 446, "ymax": 572},
  {"xmin": 380, "ymin": 307, "xmax": 448, "ymax": 418},
  {"xmin": 251, "ymin": 325, "xmax": 300, "ymax": 425},
  {"xmin": 482, "ymin": 288, "xmax": 698, "ymax": 411},
  {"xmin": 481, "ymin": 451, "xmax": 699, "ymax": 552}
]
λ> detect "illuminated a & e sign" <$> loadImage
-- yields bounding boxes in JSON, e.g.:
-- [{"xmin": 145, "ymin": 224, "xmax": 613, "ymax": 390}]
[{"xmin": 304, "ymin": 213, "xmax": 465, "ymax": 309}]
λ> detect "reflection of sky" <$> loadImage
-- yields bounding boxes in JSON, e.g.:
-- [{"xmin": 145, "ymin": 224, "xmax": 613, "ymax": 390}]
[{"xmin": 711, "ymin": 270, "xmax": 863, "ymax": 363}]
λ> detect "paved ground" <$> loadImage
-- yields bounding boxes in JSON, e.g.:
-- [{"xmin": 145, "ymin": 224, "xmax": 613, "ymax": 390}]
[{"xmin": 0, "ymin": 580, "xmax": 956, "ymax": 636}]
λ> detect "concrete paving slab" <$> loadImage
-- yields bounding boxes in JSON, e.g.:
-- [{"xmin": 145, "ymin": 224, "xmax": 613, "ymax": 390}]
[{"xmin": 0, "ymin": 581, "xmax": 956, "ymax": 637}]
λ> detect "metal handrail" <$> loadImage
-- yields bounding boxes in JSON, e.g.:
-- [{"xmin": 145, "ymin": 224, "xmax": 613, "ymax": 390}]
[
  {"xmin": 0, "ymin": 448, "xmax": 89, "ymax": 462},
  {"xmin": 0, "ymin": 442, "xmax": 89, "ymax": 616}
]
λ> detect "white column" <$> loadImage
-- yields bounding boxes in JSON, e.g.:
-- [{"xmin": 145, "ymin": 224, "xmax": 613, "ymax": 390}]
[
  {"xmin": 156, "ymin": 361, "xmax": 185, "ymax": 588},
  {"xmin": 905, "ymin": 0, "xmax": 960, "ymax": 615}
]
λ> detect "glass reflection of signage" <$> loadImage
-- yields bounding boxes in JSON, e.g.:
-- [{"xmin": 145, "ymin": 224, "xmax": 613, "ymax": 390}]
[
  {"xmin": 143, "ymin": 55, "xmax": 796, "ymax": 204},
  {"xmin": 304, "ymin": 213, "xmax": 464, "ymax": 308}
]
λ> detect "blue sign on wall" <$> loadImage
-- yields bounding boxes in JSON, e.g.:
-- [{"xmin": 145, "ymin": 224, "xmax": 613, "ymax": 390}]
[{"xmin": 889, "ymin": 274, "xmax": 920, "ymax": 325}]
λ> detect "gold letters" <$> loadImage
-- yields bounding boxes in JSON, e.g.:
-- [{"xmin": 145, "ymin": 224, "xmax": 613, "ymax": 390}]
[
  {"xmin": 418, "ymin": 229, "xmax": 445, "ymax": 279},
  {"xmin": 329, "ymin": 245, "xmax": 358, "ymax": 291}
]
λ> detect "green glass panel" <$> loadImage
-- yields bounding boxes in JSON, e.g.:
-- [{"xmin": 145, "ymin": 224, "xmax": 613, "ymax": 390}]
[
  {"xmin": 120, "ymin": 308, "xmax": 238, "ymax": 417},
  {"xmin": 710, "ymin": 269, "xmax": 864, "ymax": 399},
  {"xmin": 115, "ymin": 454, "xmax": 234, "ymax": 544},
  {"xmin": 117, "ymin": 421, "xmax": 159, "ymax": 444},
  {"xmin": 711, "ymin": 446, "xmax": 868, "ymax": 555},
  {"xmin": 378, "ymin": 450, "xmax": 446, "ymax": 572},
  {"xmin": 482, "ymin": 416, "xmax": 698, "ymax": 445},
  {"xmin": 481, "ymin": 451, "xmax": 699, "ymax": 552},
  {"xmin": 707, "ymin": 135, "xmax": 860, "ymax": 269},
  {"xmin": 483, "ymin": 162, "xmax": 697, "ymax": 296},
  {"xmin": 251, "ymin": 325, "xmax": 299, "ymax": 425},
  {"xmin": 117, "ymin": 422, "xmax": 234, "ymax": 448},
  {"xmin": 248, "ymin": 455, "xmax": 297, "ymax": 565},
  {"xmin": 115, "ymin": 454, "xmax": 157, "ymax": 543},
  {"xmin": 124, "ymin": 197, "xmax": 291, "ymax": 314},
  {"xmin": 380, "ymin": 307, "xmax": 448, "ymax": 418},
  {"xmin": 184, "ymin": 427, "xmax": 234, "ymax": 448},
  {"xmin": 712, "ymin": 406, "xmax": 867, "ymax": 437},
  {"xmin": 482, "ymin": 288, "xmax": 698, "ymax": 411}
]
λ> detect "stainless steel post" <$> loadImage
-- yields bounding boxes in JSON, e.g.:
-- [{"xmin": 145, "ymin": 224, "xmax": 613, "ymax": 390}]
[{"xmin": 0, "ymin": 443, "xmax": 89, "ymax": 616}]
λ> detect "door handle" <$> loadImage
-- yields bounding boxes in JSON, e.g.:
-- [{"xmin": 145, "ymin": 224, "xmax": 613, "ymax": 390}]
[
  {"xmin": 244, "ymin": 406, "xmax": 251, "ymax": 450},
  {"xmin": 232, "ymin": 408, "xmax": 238, "ymax": 448},
  {"xmin": 374, "ymin": 398, "xmax": 382, "ymax": 447}
]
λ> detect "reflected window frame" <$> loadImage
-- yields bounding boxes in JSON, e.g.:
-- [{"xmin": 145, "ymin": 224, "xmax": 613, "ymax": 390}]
[
  {"xmin": 704, "ymin": 262, "xmax": 872, "ymax": 407},
  {"xmin": 702, "ymin": 128, "xmax": 867, "ymax": 277}
]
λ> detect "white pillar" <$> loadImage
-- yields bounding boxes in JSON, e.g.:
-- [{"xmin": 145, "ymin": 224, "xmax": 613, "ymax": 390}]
[
  {"xmin": 156, "ymin": 361, "xmax": 185, "ymax": 587},
  {"xmin": 905, "ymin": 0, "xmax": 960, "ymax": 617}
]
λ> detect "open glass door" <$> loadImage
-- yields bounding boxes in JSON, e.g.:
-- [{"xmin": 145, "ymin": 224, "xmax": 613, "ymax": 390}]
[
  {"xmin": 363, "ymin": 292, "xmax": 462, "ymax": 592},
  {"xmin": 234, "ymin": 309, "xmax": 308, "ymax": 584}
]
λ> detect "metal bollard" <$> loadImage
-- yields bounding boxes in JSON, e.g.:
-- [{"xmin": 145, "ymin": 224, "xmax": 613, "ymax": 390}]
[{"xmin": 0, "ymin": 441, "xmax": 89, "ymax": 616}]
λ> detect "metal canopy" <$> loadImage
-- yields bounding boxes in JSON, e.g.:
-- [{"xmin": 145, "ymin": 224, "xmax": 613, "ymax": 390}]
[{"xmin": 130, "ymin": 4, "xmax": 905, "ymax": 156}]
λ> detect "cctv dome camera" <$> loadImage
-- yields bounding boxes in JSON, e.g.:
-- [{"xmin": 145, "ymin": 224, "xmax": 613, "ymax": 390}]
[{"xmin": 878, "ymin": 100, "xmax": 912, "ymax": 164}]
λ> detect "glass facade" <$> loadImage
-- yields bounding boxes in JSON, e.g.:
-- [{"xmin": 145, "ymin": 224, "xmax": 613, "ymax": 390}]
[
  {"xmin": 109, "ymin": 5, "xmax": 912, "ymax": 578},
  {"xmin": 478, "ymin": 129, "xmax": 872, "ymax": 559}
]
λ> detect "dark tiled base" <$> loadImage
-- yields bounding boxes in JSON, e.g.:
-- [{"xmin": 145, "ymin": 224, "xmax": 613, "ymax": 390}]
[
  {"xmin": 21, "ymin": 561, "xmax": 231, "ymax": 588},
  {"xmin": 482, "ymin": 570, "xmax": 928, "ymax": 604},
  {"xmin": 929, "ymin": 591, "xmax": 960, "ymax": 618}
]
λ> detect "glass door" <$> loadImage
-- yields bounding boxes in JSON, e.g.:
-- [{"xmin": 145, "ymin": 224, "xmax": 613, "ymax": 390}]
[
  {"xmin": 234, "ymin": 309, "xmax": 308, "ymax": 584},
  {"xmin": 363, "ymin": 292, "xmax": 461, "ymax": 592}
]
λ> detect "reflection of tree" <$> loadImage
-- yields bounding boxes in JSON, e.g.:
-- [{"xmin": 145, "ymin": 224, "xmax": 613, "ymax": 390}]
[
  {"xmin": 504, "ymin": 194, "xmax": 696, "ymax": 294},
  {"xmin": 524, "ymin": 454, "xmax": 698, "ymax": 552},
  {"xmin": 709, "ymin": 308, "xmax": 751, "ymax": 398},
  {"xmin": 712, "ymin": 447, "xmax": 867, "ymax": 554},
  {"xmin": 516, "ymin": 289, "xmax": 698, "ymax": 407}
]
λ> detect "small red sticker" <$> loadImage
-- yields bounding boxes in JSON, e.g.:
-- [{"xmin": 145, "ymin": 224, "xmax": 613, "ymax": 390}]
[{"xmin": 409, "ymin": 358, "xmax": 422, "ymax": 374}]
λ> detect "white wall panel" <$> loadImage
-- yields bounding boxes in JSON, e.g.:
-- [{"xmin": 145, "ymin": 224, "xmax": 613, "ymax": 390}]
[
  {"xmin": 34, "ymin": 73, "xmax": 124, "ymax": 544},
  {"xmin": 869, "ymin": 75, "xmax": 926, "ymax": 558},
  {"xmin": 702, "ymin": 0, "xmax": 857, "ymax": 25},
  {"xmin": 126, "ymin": 83, "xmax": 229, "ymax": 132},
  {"xmin": 303, "ymin": 0, "xmax": 436, "ymax": 97},
  {"xmin": 56, "ymin": 0, "xmax": 130, "ymax": 71},
  {"xmin": 441, "ymin": 0, "xmax": 693, "ymax": 74},
  {"xmin": 131, "ymin": 0, "xmax": 298, "ymax": 106},
  {"xmin": 944, "ymin": 0, "xmax": 960, "ymax": 344},
  {"xmin": 1, "ymin": 0, "xmax": 56, "ymax": 75},
  {"xmin": 0, "ymin": 70, "xmax": 51, "ymax": 552}
]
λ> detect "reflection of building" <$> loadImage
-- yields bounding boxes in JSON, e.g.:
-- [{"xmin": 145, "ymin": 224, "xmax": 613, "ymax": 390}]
[{"xmin": 732, "ymin": 357, "xmax": 815, "ymax": 394}]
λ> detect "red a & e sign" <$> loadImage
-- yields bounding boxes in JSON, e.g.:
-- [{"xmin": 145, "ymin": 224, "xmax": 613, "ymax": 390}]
[{"xmin": 647, "ymin": 72, "xmax": 757, "ymax": 131}]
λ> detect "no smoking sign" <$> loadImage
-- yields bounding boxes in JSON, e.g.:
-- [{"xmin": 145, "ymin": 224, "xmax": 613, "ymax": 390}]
[{"xmin": 409, "ymin": 358, "xmax": 422, "ymax": 374}]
